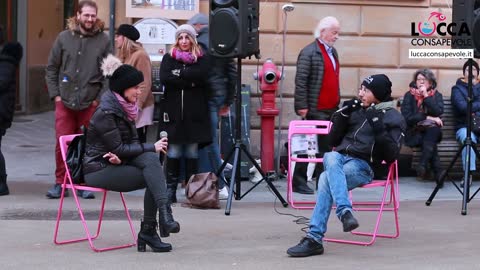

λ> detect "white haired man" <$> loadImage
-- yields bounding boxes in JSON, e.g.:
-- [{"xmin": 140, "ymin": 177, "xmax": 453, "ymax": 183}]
[{"xmin": 292, "ymin": 16, "xmax": 341, "ymax": 194}]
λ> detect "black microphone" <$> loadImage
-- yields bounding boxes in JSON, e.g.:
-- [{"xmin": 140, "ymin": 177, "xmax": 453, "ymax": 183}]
[
  {"xmin": 159, "ymin": 131, "xmax": 168, "ymax": 139},
  {"xmin": 335, "ymin": 99, "xmax": 362, "ymax": 113}
]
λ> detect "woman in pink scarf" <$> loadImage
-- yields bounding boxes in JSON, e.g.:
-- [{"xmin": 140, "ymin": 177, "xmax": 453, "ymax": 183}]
[{"xmin": 401, "ymin": 69, "xmax": 444, "ymax": 186}]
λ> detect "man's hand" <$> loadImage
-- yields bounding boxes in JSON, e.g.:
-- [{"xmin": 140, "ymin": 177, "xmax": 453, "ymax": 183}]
[
  {"xmin": 365, "ymin": 108, "xmax": 385, "ymax": 134},
  {"xmin": 297, "ymin": 109, "xmax": 308, "ymax": 118},
  {"xmin": 341, "ymin": 98, "xmax": 362, "ymax": 115},
  {"xmin": 54, "ymin": 96, "xmax": 61, "ymax": 102}
]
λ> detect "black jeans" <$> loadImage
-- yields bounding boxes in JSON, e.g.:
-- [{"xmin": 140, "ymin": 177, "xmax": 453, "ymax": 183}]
[{"xmin": 84, "ymin": 152, "xmax": 167, "ymax": 220}]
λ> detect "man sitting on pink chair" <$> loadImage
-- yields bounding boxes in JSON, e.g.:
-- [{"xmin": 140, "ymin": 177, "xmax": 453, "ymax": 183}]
[{"xmin": 287, "ymin": 74, "xmax": 406, "ymax": 257}]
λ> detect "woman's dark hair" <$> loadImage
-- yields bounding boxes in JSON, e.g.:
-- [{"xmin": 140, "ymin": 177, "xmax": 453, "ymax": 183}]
[
  {"xmin": 413, "ymin": 68, "xmax": 437, "ymax": 90},
  {"xmin": 462, "ymin": 60, "xmax": 480, "ymax": 77},
  {"xmin": 409, "ymin": 81, "xmax": 417, "ymax": 88}
]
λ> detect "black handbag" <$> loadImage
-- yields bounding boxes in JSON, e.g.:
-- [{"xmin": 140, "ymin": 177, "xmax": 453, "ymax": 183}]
[{"xmin": 66, "ymin": 127, "xmax": 86, "ymax": 184}]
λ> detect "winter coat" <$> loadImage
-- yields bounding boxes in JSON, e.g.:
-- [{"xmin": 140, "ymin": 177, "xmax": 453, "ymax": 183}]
[
  {"xmin": 83, "ymin": 90, "xmax": 156, "ymax": 174},
  {"xmin": 0, "ymin": 54, "xmax": 17, "ymax": 133},
  {"xmin": 451, "ymin": 78, "xmax": 480, "ymax": 130},
  {"xmin": 401, "ymin": 90, "xmax": 444, "ymax": 146},
  {"xmin": 45, "ymin": 17, "xmax": 111, "ymax": 110},
  {"xmin": 158, "ymin": 53, "xmax": 211, "ymax": 145},
  {"xmin": 294, "ymin": 40, "xmax": 340, "ymax": 119},
  {"xmin": 123, "ymin": 48, "xmax": 154, "ymax": 128},
  {"xmin": 329, "ymin": 101, "xmax": 406, "ymax": 165},
  {"xmin": 196, "ymin": 26, "xmax": 237, "ymax": 106}
]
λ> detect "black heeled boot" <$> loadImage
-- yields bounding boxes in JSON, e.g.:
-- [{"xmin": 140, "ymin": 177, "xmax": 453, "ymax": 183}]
[
  {"xmin": 137, "ymin": 220, "xmax": 172, "ymax": 252},
  {"xmin": 158, "ymin": 203, "xmax": 180, "ymax": 237},
  {"xmin": 0, "ymin": 174, "xmax": 9, "ymax": 196},
  {"xmin": 166, "ymin": 158, "xmax": 181, "ymax": 204}
]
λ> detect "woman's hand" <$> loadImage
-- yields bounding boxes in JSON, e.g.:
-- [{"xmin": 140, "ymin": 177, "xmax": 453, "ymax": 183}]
[
  {"xmin": 427, "ymin": 116, "xmax": 443, "ymax": 127},
  {"xmin": 154, "ymin": 137, "xmax": 168, "ymax": 154},
  {"xmin": 418, "ymin": 84, "xmax": 429, "ymax": 97},
  {"xmin": 103, "ymin": 152, "xmax": 122, "ymax": 165}
]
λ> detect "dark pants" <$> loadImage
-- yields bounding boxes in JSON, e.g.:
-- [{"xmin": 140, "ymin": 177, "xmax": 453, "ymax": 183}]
[
  {"xmin": 0, "ymin": 135, "xmax": 5, "ymax": 178},
  {"xmin": 54, "ymin": 102, "xmax": 96, "ymax": 184},
  {"xmin": 84, "ymin": 152, "xmax": 167, "ymax": 220}
]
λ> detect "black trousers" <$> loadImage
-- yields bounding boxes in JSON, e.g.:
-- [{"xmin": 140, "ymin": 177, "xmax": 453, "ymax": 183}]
[{"xmin": 84, "ymin": 152, "xmax": 167, "ymax": 220}]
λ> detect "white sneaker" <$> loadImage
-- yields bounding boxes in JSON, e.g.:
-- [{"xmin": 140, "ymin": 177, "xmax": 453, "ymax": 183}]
[{"xmin": 218, "ymin": 186, "xmax": 229, "ymax": 200}]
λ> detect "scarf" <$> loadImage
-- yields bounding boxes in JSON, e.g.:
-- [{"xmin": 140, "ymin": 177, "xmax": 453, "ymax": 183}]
[
  {"xmin": 410, "ymin": 88, "xmax": 436, "ymax": 109},
  {"xmin": 171, "ymin": 47, "xmax": 201, "ymax": 64},
  {"xmin": 114, "ymin": 92, "xmax": 138, "ymax": 121}
]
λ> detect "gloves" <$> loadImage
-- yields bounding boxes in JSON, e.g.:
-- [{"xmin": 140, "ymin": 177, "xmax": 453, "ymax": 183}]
[
  {"xmin": 341, "ymin": 98, "xmax": 362, "ymax": 115},
  {"xmin": 365, "ymin": 107, "xmax": 385, "ymax": 134}
]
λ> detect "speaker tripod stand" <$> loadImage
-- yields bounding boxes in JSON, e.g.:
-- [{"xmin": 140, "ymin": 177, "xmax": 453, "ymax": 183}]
[
  {"xmin": 426, "ymin": 58, "xmax": 480, "ymax": 215},
  {"xmin": 217, "ymin": 58, "xmax": 288, "ymax": 215}
]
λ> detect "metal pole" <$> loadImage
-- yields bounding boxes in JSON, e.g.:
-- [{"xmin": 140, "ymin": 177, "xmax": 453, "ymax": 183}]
[{"xmin": 109, "ymin": 0, "xmax": 116, "ymax": 52}]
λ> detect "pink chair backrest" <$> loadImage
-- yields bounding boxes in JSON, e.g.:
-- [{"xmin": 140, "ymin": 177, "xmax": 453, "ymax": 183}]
[{"xmin": 288, "ymin": 120, "xmax": 332, "ymax": 140}]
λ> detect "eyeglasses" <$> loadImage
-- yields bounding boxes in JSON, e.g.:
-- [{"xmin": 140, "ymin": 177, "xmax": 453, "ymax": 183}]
[{"xmin": 416, "ymin": 78, "xmax": 426, "ymax": 82}]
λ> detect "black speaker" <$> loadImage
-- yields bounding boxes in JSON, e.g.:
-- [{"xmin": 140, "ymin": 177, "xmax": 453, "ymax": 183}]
[
  {"xmin": 452, "ymin": 0, "xmax": 480, "ymax": 58},
  {"xmin": 209, "ymin": 0, "xmax": 260, "ymax": 58}
]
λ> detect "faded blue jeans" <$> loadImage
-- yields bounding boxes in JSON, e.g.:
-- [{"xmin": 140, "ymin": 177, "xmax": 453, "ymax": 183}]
[
  {"xmin": 307, "ymin": 151, "xmax": 374, "ymax": 243},
  {"xmin": 456, "ymin": 127, "xmax": 477, "ymax": 171},
  {"xmin": 198, "ymin": 96, "xmax": 226, "ymax": 189}
]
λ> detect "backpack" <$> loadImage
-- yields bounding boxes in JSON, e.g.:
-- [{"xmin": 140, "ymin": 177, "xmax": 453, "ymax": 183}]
[{"xmin": 66, "ymin": 126, "xmax": 87, "ymax": 184}]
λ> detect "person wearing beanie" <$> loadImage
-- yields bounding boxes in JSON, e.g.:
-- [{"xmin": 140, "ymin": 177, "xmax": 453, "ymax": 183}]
[
  {"xmin": 287, "ymin": 74, "xmax": 406, "ymax": 258},
  {"xmin": 115, "ymin": 24, "xmax": 154, "ymax": 143},
  {"xmin": 45, "ymin": 0, "xmax": 111, "ymax": 199},
  {"xmin": 0, "ymin": 41, "xmax": 23, "ymax": 196},
  {"xmin": 82, "ymin": 57, "xmax": 180, "ymax": 253},
  {"xmin": 401, "ymin": 69, "xmax": 444, "ymax": 187},
  {"xmin": 159, "ymin": 24, "xmax": 210, "ymax": 204},
  {"xmin": 188, "ymin": 13, "xmax": 236, "ymax": 199},
  {"xmin": 292, "ymin": 16, "xmax": 341, "ymax": 195}
]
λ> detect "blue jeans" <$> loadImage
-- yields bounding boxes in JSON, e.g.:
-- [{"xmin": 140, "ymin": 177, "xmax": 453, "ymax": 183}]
[
  {"xmin": 456, "ymin": 128, "xmax": 477, "ymax": 171},
  {"xmin": 198, "ymin": 96, "xmax": 225, "ymax": 188},
  {"xmin": 307, "ymin": 151, "xmax": 374, "ymax": 243},
  {"xmin": 167, "ymin": 143, "xmax": 198, "ymax": 159}
]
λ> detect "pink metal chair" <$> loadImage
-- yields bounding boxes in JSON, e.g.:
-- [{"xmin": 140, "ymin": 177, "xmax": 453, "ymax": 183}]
[
  {"xmin": 324, "ymin": 160, "xmax": 400, "ymax": 246},
  {"xmin": 287, "ymin": 120, "xmax": 332, "ymax": 209},
  {"xmin": 53, "ymin": 134, "xmax": 137, "ymax": 252}
]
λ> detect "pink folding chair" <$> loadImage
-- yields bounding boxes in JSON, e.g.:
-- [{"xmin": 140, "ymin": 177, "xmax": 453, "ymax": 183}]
[
  {"xmin": 324, "ymin": 160, "xmax": 400, "ymax": 246},
  {"xmin": 53, "ymin": 134, "xmax": 137, "ymax": 252},
  {"xmin": 287, "ymin": 120, "xmax": 331, "ymax": 209}
]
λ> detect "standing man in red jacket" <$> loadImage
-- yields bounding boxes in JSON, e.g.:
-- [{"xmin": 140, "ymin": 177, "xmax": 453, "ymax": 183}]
[{"xmin": 292, "ymin": 16, "xmax": 341, "ymax": 194}]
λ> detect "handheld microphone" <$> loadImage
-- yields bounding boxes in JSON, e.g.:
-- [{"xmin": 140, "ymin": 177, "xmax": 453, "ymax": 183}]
[
  {"xmin": 159, "ymin": 131, "xmax": 168, "ymax": 139},
  {"xmin": 335, "ymin": 99, "xmax": 362, "ymax": 113}
]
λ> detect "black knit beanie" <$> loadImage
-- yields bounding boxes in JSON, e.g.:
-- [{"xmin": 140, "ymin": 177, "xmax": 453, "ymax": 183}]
[
  {"xmin": 116, "ymin": 24, "xmax": 140, "ymax": 41},
  {"xmin": 1, "ymin": 42, "xmax": 23, "ymax": 65},
  {"xmin": 109, "ymin": 64, "xmax": 144, "ymax": 96},
  {"xmin": 361, "ymin": 74, "xmax": 392, "ymax": 102}
]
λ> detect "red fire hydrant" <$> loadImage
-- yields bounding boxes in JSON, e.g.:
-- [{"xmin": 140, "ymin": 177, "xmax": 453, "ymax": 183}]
[{"xmin": 254, "ymin": 59, "xmax": 281, "ymax": 173}]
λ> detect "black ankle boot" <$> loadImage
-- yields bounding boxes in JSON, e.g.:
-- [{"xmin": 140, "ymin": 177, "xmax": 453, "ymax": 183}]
[
  {"xmin": 0, "ymin": 174, "xmax": 9, "ymax": 196},
  {"xmin": 166, "ymin": 158, "xmax": 181, "ymax": 204},
  {"xmin": 158, "ymin": 203, "xmax": 180, "ymax": 237},
  {"xmin": 137, "ymin": 220, "xmax": 172, "ymax": 252},
  {"xmin": 417, "ymin": 142, "xmax": 435, "ymax": 179}
]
